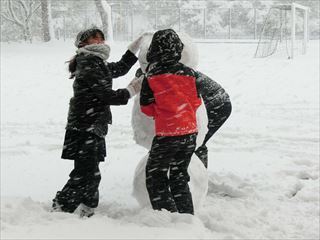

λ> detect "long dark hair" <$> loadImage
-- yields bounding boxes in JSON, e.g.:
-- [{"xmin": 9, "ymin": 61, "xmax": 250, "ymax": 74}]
[{"xmin": 67, "ymin": 56, "xmax": 77, "ymax": 79}]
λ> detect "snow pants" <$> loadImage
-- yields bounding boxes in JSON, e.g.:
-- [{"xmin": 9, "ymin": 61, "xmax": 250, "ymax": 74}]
[
  {"xmin": 146, "ymin": 133, "xmax": 197, "ymax": 215},
  {"xmin": 52, "ymin": 159, "xmax": 101, "ymax": 213}
]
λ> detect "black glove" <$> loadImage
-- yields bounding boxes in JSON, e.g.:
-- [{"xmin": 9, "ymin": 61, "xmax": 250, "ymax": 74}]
[{"xmin": 194, "ymin": 145, "xmax": 208, "ymax": 168}]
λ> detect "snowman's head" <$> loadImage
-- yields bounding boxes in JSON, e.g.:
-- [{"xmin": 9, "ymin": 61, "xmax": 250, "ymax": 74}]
[
  {"xmin": 138, "ymin": 33, "xmax": 154, "ymax": 73},
  {"xmin": 138, "ymin": 31, "xmax": 199, "ymax": 73}
]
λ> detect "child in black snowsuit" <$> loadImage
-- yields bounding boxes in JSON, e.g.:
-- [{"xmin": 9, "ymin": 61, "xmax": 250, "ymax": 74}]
[
  {"xmin": 52, "ymin": 28, "xmax": 143, "ymax": 217},
  {"xmin": 140, "ymin": 29, "xmax": 231, "ymax": 215}
]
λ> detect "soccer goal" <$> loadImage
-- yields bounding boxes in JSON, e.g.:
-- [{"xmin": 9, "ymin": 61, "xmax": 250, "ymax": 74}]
[{"xmin": 255, "ymin": 2, "xmax": 309, "ymax": 59}]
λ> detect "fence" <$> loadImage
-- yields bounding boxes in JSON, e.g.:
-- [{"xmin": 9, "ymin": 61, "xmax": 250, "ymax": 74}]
[
  {"xmin": 49, "ymin": 6, "xmax": 269, "ymax": 42},
  {"xmin": 1, "ymin": 0, "xmax": 319, "ymax": 43},
  {"xmin": 111, "ymin": 7, "xmax": 268, "ymax": 41},
  {"xmin": 49, "ymin": 5, "xmax": 318, "ymax": 42}
]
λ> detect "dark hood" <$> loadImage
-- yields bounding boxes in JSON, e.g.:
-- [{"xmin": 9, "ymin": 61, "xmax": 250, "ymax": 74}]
[{"xmin": 146, "ymin": 29, "xmax": 184, "ymax": 65}]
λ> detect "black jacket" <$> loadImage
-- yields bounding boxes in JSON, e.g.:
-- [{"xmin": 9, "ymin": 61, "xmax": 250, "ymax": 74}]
[
  {"xmin": 195, "ymin": 71, "xmax": 230, "ymax": 130},
  {"xmin": 66, "ymin": 50, "xmax": 137, "ymax": 137}
]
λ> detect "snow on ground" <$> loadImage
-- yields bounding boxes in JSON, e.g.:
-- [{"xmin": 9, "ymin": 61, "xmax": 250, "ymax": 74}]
[{"xmin": 1, "ymin": 39, "xmax": 319, "ymax": 239}]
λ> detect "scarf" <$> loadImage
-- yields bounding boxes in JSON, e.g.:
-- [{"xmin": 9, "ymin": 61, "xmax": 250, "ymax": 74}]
[{"xmin": 76, "ymin": 43, "xmax": 110, "ymax": 61}]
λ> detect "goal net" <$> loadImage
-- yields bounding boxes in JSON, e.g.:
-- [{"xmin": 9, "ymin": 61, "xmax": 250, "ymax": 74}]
[{"xmin": 255, "ymin": 3, "xmax": 309, "ymax": 59}]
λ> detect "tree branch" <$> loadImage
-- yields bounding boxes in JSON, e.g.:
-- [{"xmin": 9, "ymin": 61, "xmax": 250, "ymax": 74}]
[
  {"xmin": 8, "ymin": 0, "xmax": 24, "ymax": 26},
  {"xmin": 17, "ymin": 0, "xmax": 28, "ymax": 18},
  {"xmin": 26, "ymin": 2, "xmax": 41, "ymax": 22},
  {"xmin": 1, "ymin": 13, "xmax": 19, "ymax": 25},
  {"xmin": 29, "ymin": 0, "xmax": 34, "ymax": 13}
]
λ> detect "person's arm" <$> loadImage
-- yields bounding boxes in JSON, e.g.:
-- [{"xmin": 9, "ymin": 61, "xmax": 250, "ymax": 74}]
[
  {"xmin": 140, "ymin": 76, "xmax": 155, "ymax": 117},
  {"xmin": 108, "ymin": 34, "xmax": 148, "ymax": 78},
  {"xmin": 196, "ymin": 71, "xmax": 231, "ymax": 141},
  {"xmin": 77, "ymin": 55, "xmax": 130, "ymax": 105},
  {"xmin": 196, "ymin": 71, "xmax": 230, "ymax": 127},
  {"xmin": 107, "ymin": 50, "xmax": 138, "ymax": 79},
  {"xmin": 194, "ymin": 71, "xmax": 232, "ymax": 167}
]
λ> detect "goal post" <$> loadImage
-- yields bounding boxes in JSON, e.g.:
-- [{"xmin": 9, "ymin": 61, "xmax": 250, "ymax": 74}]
[
  {"xmin": 291, "ymin": 3, "xmax": 309, "ymax": 58},
  {"xmin": 255, "ymin": 2, "xmax": 309, "ymax": 59}
]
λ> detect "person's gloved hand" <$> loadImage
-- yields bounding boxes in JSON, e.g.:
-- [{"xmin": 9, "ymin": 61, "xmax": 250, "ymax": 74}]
[
  {"xmin": 126, "ymin": 75, "xmax": 144, "ymax": 98},
  {"xmin": 128, "ymin": 32, "xmax": 153, "ymax": 54}
]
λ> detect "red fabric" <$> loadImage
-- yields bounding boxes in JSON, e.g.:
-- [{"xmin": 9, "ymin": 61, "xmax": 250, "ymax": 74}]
[{"xmin": 141, "ymin": 74, "xmax": 201, "ymax": 136}]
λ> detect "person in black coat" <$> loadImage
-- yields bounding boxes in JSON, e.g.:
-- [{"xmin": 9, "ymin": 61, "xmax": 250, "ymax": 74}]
[
  {"xmin": 52, "ymin": 28, "xmax": 143, "ymax": 217},
  {"xmin": 139, "ymin": 29, "xmax": 231, "ymax": 215},
  {"xmin": 140, "ymin": 29, "xmax": 202, "ymax": 215}
]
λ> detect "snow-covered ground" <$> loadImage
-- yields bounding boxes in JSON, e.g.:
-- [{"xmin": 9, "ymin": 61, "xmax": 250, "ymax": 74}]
[{"xmin": 1, "ymin": 39, "xmax": 319, "ymax": 239}]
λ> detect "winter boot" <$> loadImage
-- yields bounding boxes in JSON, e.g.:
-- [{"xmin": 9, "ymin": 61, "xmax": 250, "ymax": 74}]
[
  {"xmin": 78, "ymin": 203, "xmax": 95, "ymax": 218},
  {"xmin": 51, "ymin": 197, "xmax": 62, "ymax": 212}
]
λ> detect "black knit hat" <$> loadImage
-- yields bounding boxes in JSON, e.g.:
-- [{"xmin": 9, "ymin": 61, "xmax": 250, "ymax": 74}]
[
  {"xmin": 74, "ymin": 27, "xmax": 105, "ymax": 48},
  {"xmin": 146, "ymin": 29, "xmax": 184, "ymax": 64}
]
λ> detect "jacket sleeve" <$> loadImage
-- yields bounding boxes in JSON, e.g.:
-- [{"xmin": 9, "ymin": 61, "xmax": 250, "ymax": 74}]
[
  {"xmin": 140, "ymin": 76, "xmax": 155, "ymax": 117},
  {"xmin": 195, "ymin": 71, "xmax": 231, "ymax": 129},
  {"xmin": 107, "ymin": 50, "xmax": 138, "ymax": 78},
  {"xmin": 77, "ymin": 55, "xmax": 130, "ymax": 106}
]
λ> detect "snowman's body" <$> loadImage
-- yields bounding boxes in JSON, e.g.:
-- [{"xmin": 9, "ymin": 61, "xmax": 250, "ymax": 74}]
[{"xmin": 131, "ymin": 33, "xmax": 208, "ymax": 211}]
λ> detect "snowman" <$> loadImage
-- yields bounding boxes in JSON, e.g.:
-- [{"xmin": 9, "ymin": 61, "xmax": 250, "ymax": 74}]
[{"xmin": 131, "ymin": 32, "xmax": 209, "ymax": 212}]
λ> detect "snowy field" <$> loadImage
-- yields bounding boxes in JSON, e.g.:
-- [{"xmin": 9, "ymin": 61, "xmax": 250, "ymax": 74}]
[{"xmin": 1, "ymin": 39, "xmax": 319, "ymax": 239}]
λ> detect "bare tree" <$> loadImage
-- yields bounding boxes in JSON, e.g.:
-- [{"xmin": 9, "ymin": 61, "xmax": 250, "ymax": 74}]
[
  {"xmin": 40, "ymin": 0, "xmax": 50, "ymax": 42},
  {"xmin": 1, "ymin": 0, "xmax": 41, "ymax": 42},
  {"xmin": 94, "ymin": 0, "xmax": 113, "ymax": 42}
]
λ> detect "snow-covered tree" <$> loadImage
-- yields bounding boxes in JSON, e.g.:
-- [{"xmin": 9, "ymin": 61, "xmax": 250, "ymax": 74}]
[
  {"xmin": 40, "ymin": 0, "xmax": 51, "ymax": 42},
  {"xmin": 1, "ymin": 0, "xmax": 41, "ymax": 42},
  {"xmin": 94, "ymin": 0, "xmax": 113, "ymax": 42}
]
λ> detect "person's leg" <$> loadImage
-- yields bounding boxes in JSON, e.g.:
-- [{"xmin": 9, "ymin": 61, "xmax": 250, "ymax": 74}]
[
  {"xmin": 52, "ymin": 160, "xmax": 87, "ymax": 213},
  {"xmin": 54, "ymin": 130, "xmax": 104, "ymax": 214},
  {"xmin": 146, "ymin": 136, "xmax": 178, "ymax": 213},
  {"xmin": 52, "ymin": 159, "xmax": 101, "ymax": 213},
  {"xmin": 169, "ymin": 134, "xmax": 197, "ymax": 214},
  {"xmin": 80, "ymin": 159, "xmax": 101, "ymax": 209}
]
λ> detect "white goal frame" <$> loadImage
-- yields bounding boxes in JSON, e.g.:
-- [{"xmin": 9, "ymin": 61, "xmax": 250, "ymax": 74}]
[
  {"xmin": 291, "ymin": 3, "xmax": 309, "ymax": 58},
  {"xmin": 277, "ymin": 2, "xmax": 309, "ymax": 59},
  {"xmin": 255, "ymin": 2, "xmax": 309, "ymax": 59}
]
